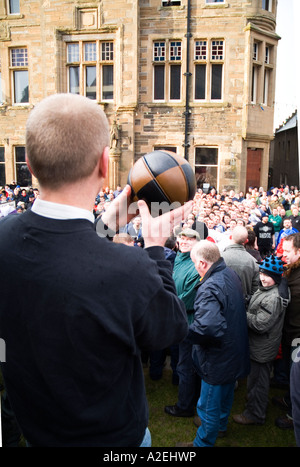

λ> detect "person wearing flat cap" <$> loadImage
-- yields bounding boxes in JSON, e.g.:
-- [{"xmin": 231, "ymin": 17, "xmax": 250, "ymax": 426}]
[
  {"xmin": 165, "ymin": 228, "xmax": 201, "ymax": 418},
  {"xmin": 178, "ymin": 228, "xmax": 200, "ymax": 242}
]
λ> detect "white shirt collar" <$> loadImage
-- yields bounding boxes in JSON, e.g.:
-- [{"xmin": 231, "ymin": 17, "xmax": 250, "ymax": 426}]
[{"xmin": 31, "ymin": 198, "xmax": 95, "ymax": 224}]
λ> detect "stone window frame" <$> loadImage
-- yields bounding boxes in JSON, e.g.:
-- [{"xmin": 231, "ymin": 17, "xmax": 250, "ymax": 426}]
[
  {"xmin": 10, "ymin": 47, "xmax": 29, "ymax": 105},
  {"xmin": 66, "ymin": 39, "xmax": 114, "ymax": 103},
  {"xmin": 194, "ymin": 39, "xmax": 224, "ymax": 102},
  {"xmin": 251, "ymin": 38, "xmax": 274, "ymax": 106},
  {"xmin": 263, "ymin": 43, "xmax": 274, "ymax": 106},
  {"xmin": 153, "ymin": 39, "xmax": 182, "ymax": 103},
  {"xmin": 6, "ymin": 0, "xmax": 20, "ymax": 15}
]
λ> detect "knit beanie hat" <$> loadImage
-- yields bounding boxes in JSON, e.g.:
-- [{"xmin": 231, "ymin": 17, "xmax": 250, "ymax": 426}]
[{"xmin": 259, "ymin": 255, "xmax": 284, "ymax": 285}]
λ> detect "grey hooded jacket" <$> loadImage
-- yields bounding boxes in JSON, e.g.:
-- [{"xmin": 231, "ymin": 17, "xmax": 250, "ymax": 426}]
[{"xmin": 247, "ymin": 280, "xmax": 290, "ymax": 363}]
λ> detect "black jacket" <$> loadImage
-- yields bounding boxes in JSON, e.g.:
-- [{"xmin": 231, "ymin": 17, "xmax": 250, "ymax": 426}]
[{"xmin": 0, "ymin": 210, "xmax": 188, "ymax": 446}]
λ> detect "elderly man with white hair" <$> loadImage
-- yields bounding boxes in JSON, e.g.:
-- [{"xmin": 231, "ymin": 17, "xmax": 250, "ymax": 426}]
[{"xmin": 177, "ymin": 240, "xmax": 250, "ymax": 447}]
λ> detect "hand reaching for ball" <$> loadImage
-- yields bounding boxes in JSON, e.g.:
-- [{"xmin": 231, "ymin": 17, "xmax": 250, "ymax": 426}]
[
  {"xmin": 100, "ymin": 183, "xmax": 193, "ymax": 247},
  {"xmin": 101, "ymin": 150, "xmax": 196, "ymax": 243},
  {"xmin": 137, "ymin": 198, "xmax": 193, "ymax": 248},
  {"xmin": 100, "ymin": 185, "xmax": 137, "ymax": 233}
]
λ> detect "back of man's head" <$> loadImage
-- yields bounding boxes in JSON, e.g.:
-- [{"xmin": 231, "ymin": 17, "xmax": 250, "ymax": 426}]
[
  {"xmin": 26, "ymin": 93, "xmax": 110, "ymax": 189},
  {"xmin": 231, "ymin": 226, "xmax": 248, "ymax": 245},
  {"xmin": 191, "ymin": 240, "xmax": 220, "ymax": 265}
]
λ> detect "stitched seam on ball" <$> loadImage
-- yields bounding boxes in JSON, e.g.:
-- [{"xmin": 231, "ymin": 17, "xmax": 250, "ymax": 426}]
[{"xmin": 142, "ymin": 157, "xmax": 172, "ymax": 203}]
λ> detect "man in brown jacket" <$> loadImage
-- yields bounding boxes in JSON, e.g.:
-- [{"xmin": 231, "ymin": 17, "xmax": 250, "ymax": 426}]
[{"xmin": 272, "ymin": 233, "xmax": 300, "ymax": 430}]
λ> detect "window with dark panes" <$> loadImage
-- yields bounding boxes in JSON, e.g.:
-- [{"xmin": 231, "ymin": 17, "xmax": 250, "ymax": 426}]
[
  {"xmin": 154, "ymin": 65, "xmax": 165, "ymax": 100},
  {"xmin": 66, "ymin": 40, "xmax": 114, "ymax": 101},
  {"xmin": 162, "ymin": 1, "xmax": 181, "ymax": 6},
  {"xmin": 211, "ymin": 64, "xmax": 222, "ymax": 100},
  {"xmin": 11, "ymin": 48, "xmax": 29, "ymax": 104},
  {"xmin": 195, "ymin": 65, "xmax": 206, "ymax": 99},
  {"xmin": 263, "ymin": 44, "xmax": 273, "ymax": 106},
  {"xmin": 153, "ymin": 40, "xmax": 181, "ymax": 102},
  {"xmin": 195, "ymin": 147, "xmax": 218, "ymax": 190},
  {"xmin": 0, "ymin": 147, "xmax": 5, "ymax": 187},
  {"xmin": 8, "ymin": 0, "xmax": 20, "ymax": 14},
  {"xmin": 170, "ymin": 65, "xmax": 181, "ymax": 100},
  {"xmin": 154, "ymin": 146, "xmax": 177, "ymax": 153},
  {"xmin": 169, "ymin": 42, "xmax": 181, "ymax": 100},
  {"xmin": 84, "ymin": 42, "xmax": 96, "ymax": 100},
  {"xmin": 101, "ymin": 42, "xmax": 114, "ymax": 101},
  {"xmin": 15, "ymin": 147, "xmax": 32, "ymax": 187},
  {"xmin": 262, "ymin": 0, "xmax": 272, "ymax": 12},
  {"xmin": 67, "ymin": 43, "xmax": 80, "ymax": 94},
  {"xmin": 194, "ymin": 39, "xmax": 223, "ymax": 101},
  {"xmin": 153, "ymin": 42, "xmax": 166, "ymax": 101},
  {"xmin": 194, "ymin": 40, "xmax": 207, "ymax": 100},
  {"xmin": 251, "ymin": 41, "xmax": 259, "ymax": 103},
  {"xmin": 210, "ymin": 40, "xmax": 223, "ymax": 100}
]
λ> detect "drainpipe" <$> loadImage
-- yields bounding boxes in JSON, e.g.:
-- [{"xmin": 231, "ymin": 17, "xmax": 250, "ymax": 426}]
[{"xmin": 183, "ymin": 0, "xmax": 192, "ymax": 160}]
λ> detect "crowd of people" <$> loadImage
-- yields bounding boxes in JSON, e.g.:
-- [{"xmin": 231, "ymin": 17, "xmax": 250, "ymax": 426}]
[
  {"xmin": 104, "ymin": 182, "xmax": 300, "ymax": 447},
  {"xmin": 2, "ymin": 179, "xmax": 299, "ymax": 447},
  {"xmin": 0, "ymin": 92, "xmax": 299, "ymax": 448},
  {"xmin": 2, "ymin": 181, "xmax": 300, "ymax": 251}
]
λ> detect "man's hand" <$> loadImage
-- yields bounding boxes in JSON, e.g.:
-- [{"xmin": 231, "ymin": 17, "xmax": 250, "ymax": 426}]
[
  {"xmin": 138, "ymin": 199, "xmax": 193, "ymax": 248},
  {"xmin": 100, "ymin": 185, "xmax": 138, "ymax": 233},
  {"xmin": 100, "ymin": 184, "xmax": 193, "ymax": 245}
]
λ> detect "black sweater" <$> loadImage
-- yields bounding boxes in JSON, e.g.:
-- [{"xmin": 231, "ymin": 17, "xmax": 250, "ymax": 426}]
[{"xmin": 0, "ymin": 210, "xmax": 188, "ymax": 446}]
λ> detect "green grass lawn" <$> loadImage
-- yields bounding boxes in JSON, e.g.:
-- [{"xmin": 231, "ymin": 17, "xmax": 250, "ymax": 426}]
[
  {"xmin": 145, "ymin": 366, "xmax": 297, "ymax": 448},
  {"xmin": 1, "ymin": 366, "xmax": 297, "ymax": 448}
]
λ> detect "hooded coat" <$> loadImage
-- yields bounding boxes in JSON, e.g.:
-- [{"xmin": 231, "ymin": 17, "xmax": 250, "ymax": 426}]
[{"xmin": 247, "ymin": 279, "xmax": 290, "ymax": 362}]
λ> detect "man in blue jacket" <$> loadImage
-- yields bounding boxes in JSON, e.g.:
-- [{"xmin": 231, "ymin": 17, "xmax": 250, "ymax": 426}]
[{"xmin": 178, "ymin": 240, "xmax": 250, "ymax": 447}]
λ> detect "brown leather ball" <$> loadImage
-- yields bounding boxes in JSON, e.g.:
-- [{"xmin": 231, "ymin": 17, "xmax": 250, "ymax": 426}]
[{"xmin": 127, "ymin": 150, "xmax": 196, "ymax": 212}]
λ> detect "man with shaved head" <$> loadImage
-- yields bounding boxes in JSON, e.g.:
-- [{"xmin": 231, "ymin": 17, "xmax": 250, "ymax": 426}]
[
  {"xmin": 0, "ymin": 93, "xmax": 192, "ymax": 447},
  {"xmin": 221, "ymin": 226, "xmax": 260, "ymax": 303}
]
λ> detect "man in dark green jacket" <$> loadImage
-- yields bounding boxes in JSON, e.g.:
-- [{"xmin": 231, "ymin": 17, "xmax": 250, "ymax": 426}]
[{"xmin": 165, "ymin": 228, "xmax": 201, "ymax": 417}]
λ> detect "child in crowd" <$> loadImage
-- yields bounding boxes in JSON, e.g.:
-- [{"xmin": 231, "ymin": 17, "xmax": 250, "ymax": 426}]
[{"xmin": 233, "ymin": 255, "xmax": 290, "ymax": 425}]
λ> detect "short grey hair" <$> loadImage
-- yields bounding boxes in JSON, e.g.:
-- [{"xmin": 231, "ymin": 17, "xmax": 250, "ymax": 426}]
[{"xmin": 191, "ymin": 240, "xmax": 220, "ymax": 265}]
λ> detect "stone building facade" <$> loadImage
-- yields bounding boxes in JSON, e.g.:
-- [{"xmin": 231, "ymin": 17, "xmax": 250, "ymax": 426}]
[{"xmin": 0, "ymin": 0, "xmax": 279, "ymax": 192}]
